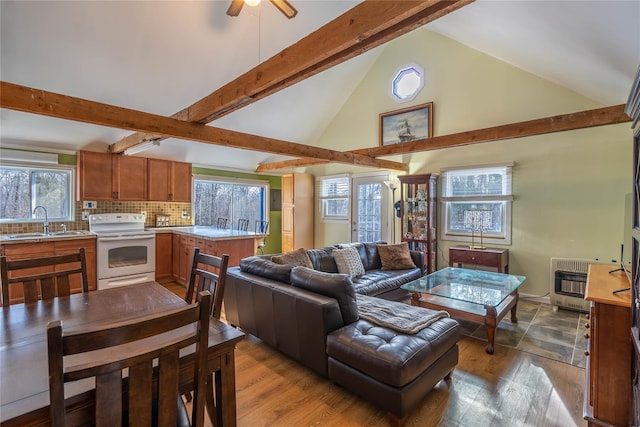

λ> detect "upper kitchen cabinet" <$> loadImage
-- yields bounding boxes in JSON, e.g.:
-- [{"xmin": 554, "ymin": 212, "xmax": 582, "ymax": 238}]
[
  {"xmin": 77, "ymin": 151, "xmax": 147, "ymax": 201},
  {"xmin": 147, "ymin": 159, "xmax": 192, "ymax": 202}
]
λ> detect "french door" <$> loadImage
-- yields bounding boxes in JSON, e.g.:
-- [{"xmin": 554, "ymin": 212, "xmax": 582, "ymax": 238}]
[{"xmin": 351, "ymin": 175, "xmax": 390, "ymax": 243}]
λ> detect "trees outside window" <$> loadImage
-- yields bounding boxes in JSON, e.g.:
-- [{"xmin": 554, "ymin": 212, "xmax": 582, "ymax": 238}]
[
  {"xmin": 193, "ymin": 178, "xmax": 268, "ymax": 231},
  {"xmin": 0, "ymin": 165, "xmax": 73, "ymax": 222}
]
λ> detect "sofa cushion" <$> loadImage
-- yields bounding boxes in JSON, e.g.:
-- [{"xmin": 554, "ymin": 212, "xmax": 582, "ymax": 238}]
[
  {"xmin": 306, "ymin": 246, "xmax": 339, "ymax": 273},
  {"xmin": 272, "ymin": 248, "xmax": 314, "ymax": 269},
  {"xmin": 290, "ymin": 266, "xmax": 359, "ymax": 324},
  {"xmin": 239, "ymin": 256, "xmax": 293, "ymax": 284},
  {"xmin": 377, "ymin": 243, "xmax": 416, "ymax": 270},
  {"xmin": 333, "ymin": 247, "xmax": 366, "ymax": 277}
]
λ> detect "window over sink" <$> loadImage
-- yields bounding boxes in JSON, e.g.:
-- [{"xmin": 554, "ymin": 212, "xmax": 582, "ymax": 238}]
[{"xmin": 0, "ymin": 163, "xmax": 75, "ymax": 223}]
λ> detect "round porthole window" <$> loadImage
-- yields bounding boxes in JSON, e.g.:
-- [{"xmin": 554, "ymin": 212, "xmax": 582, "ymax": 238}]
[{"xmin": 391, "ymin": 63, "xmax": 424, "ymax": 103}]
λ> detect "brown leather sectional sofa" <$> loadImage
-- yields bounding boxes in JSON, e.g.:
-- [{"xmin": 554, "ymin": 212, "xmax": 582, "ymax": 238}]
[{"xmin": 224, "ymin": 243, "xmax": 461, "ymax": 426}]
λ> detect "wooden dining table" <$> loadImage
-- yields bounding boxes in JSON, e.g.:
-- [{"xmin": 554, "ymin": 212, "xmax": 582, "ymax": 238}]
[{"xmin": 0, "ymin": 282, "xmax": 245, "ymax": 426}]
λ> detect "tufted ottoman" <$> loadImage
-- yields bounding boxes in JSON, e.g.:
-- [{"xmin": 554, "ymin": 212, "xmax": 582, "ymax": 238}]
[{"xmin": 326, "ymin": 306, "xmax": 461, "ymax": 427}]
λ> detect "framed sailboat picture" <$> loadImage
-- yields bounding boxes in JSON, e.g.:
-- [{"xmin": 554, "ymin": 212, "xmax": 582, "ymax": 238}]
[{"xmin": 379, "ymin": 102, "xmax": 433, "ymax": 146}]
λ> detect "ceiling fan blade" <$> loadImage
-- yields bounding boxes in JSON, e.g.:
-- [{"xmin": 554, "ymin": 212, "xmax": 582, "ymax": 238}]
[
  {"xmin": 227, "ymin": 0, "xmax": 244, "ymax": 17},
  {"xmin": 270, "ymin": 0, "xmax": 297, "ymax": 19}
]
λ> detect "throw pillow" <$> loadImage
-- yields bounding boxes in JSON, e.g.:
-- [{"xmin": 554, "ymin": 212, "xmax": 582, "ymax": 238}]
[
  {"xmin": 377, "ymin": 242, "xmax": 417, "ymax": 270},
  {"xmin": 290, "ymin": 266, "xmax": 359, "ymax": 324},
  {"xmin": 271, "ymin": 248, "xmax": 314, "ymax": 269},
  {"xmin": 333, "ymin": 246, "xmax": 366, "ymax": 277}
]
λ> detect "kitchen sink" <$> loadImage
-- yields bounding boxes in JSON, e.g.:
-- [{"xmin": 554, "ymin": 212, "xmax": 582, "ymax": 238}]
[{"xmin": 49, "ymin": 230, "xmax": 92, "ymax": 236}]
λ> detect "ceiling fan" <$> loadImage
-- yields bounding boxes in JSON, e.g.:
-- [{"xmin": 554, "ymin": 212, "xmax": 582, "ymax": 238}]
[{"xmin": 227, "ymin": 0, "xmax": 297, "ymax": 19}]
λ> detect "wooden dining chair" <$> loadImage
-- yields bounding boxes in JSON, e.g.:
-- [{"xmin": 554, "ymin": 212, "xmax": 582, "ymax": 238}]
[
  {"xmin": 215, "ymin": 217, "xmax": 228, "ymax": 229},
  {"xmin": 255, "ymin": 220, "xmax": 270, "ymax": 254},
  {"xmin": 47, "ymin": 291, "xmax": 212, "ymax": 427},
  {"xmin": 237, "ymin": 218, "xmax": 250, "ymax": 232},
  {"xmin": 0, "ymin": 248, "xmax": 88, "ymax": 307},
  {"xmin": 184, "ymin": 248, "xmax": 230, "ymax": 426},
  {"xmin": 184, "ymin": 247, "xmax": 230, "ymax": 319}
]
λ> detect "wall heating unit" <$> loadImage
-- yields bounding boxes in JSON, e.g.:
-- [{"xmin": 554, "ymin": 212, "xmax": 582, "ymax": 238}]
[
  {"xmin": 89, "ymin": 213, "xmax": 156, "ymax": 290},
  {"xmin": 549, "ymin": 257, "xmax": 609, "ymax": 312}
]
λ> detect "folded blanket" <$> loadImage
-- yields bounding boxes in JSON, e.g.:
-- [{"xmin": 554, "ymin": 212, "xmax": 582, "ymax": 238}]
[{"xmin": 356, "ymin": 295, "xmax": 449, "ymax": 334}]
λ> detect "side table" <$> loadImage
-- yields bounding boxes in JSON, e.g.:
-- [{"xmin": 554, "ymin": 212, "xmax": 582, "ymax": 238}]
[{"xmin": 448, "ymin": 245, "xmax": 509, "ymax": 273}]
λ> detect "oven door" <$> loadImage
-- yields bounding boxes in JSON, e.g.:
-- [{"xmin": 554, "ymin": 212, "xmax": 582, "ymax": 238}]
[{"xmin": 96, "ymin": 234, "xmax": 156, "ymax": 282}]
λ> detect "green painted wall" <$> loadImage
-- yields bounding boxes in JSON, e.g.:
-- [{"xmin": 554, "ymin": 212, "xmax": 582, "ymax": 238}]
[{"xmin": 304, "ymin": 28, "xmax": 632, "ymax": 296}]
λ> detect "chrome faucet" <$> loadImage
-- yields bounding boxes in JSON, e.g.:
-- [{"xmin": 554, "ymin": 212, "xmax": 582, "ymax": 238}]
[
  {"xmin": 61, "ymin": 223, "xmax": 67, "ymax": 233},
  {"xmin": 32, "ymin": 205, "xmax": 49, "ymax": 234}
]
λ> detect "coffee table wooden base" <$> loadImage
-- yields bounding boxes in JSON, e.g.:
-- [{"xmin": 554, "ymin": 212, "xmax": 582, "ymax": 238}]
[{"xmin": 409, "ymin": 291, "xmax": 519, "ymax": 354}]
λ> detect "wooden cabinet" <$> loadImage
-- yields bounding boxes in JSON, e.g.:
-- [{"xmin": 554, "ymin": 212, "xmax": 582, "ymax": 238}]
[
  {"xmin": 583, "ymin": 264, "xmax": 630, "ymax": 427},
  {"xmin": 281, "ymin": 173, "xmax": 314, "ymax": 252},
  {"xmin": 172, "ymin": 235, "xmax": 204, "ymax": 285},
  {"xmin": 77, "ymin": 151, "xmax": 147, "ymax": 201},
  {"xmin": 0, "ymin": 238, "xmax": 96, "ymax": 304},
  {"xmin": 630, "ymin": 134, "xmax": 640, "ymax": 425},
  {"xmin": 155, "ymin": 232, "xmax": 173, "ymax": 280},
  {"xmin": 147, "ymin": 159, "xmax": 192, "ymax": 202},
  {"xmin": 399, "ymin": 173, "xmax": 438, "ymax": 274},
  {"xmin": 205, "ymin": 238, "xmax": 259, "ymax": 268},
  {"xmin": 449, "ymin": 246, "xmax": 509, "ymax": 273}
]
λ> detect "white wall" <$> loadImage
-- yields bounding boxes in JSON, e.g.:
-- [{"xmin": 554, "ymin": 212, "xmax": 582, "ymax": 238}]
[{"xmin": 303, "ymin": 28, "xmax": 633, "ymax": 296}]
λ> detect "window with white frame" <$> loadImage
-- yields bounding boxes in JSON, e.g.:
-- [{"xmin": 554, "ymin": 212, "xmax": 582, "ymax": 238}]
[
  {"xmin": 193, "ymin": 176, "xmax": 269, "ymax": 230},
  {"xmin": 0, "ymin": 163, "xmax": 75, "ymax": 222},
  {"xmin": 440, "ymin": 163, "xmax": 513, "ymax": 245},
  {"xmin": 318, "ymin": 175, "xmax": 350, "ymax": 222}
]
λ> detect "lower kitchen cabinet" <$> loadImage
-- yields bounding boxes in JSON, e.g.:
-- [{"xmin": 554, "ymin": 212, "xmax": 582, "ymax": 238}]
[
  {"xmin": 155, "ymin": 232, "xmax": 173, "ymax": 281},
  {"xmin": 0, "ymin": 238, "xmax": 96, "ymax": 305}
]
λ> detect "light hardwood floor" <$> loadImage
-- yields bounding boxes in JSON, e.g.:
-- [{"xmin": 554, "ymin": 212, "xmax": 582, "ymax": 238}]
[{"xmin": 165, "ymin": 283, "xmax": 586, "ymax": 426}]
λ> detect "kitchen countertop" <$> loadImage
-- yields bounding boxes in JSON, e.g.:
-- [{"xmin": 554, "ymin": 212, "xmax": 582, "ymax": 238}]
[
  {"xmin": 147, "ymin": 226, "xmax": 265, "ymax": 240},
  {"xmin": 0, "ymin": 230, "xmax": 96, "ymax": 244}
]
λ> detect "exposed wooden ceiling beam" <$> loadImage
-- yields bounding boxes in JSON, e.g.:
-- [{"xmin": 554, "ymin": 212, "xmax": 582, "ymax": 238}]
[
  {"xmin": 0, "ymin": 81, "xmax": 408, "ymax": 171},
  {"xmin": 110, "ymin": 0, "xmax": 474, "ymax": 155},
  {"xmin": 255, "ymin": 105, "xmax": 631, "ymax": 172}
]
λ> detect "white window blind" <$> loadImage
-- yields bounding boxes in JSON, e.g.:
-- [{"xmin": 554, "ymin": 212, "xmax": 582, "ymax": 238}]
[{"xmin": 317, "ymin": 175, "xmax": 350, "ymax": 222}]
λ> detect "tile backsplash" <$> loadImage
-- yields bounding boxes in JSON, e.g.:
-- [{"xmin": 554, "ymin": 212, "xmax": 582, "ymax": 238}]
[{"xmin": 0, "ymin": 201, "xmax": 192, "ymax": 235}]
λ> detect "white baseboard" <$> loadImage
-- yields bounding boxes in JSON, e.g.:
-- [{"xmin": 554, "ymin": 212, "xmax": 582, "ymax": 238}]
[{"xmin": 519, "ymin": 293, "xmax": 551, "ymax": 305}]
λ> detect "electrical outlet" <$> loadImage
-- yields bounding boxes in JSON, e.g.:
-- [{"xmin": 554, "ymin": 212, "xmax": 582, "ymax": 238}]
[
  {"xmin": 82, "ymin": 210, "xmax": 89, "ymax": 220},
  {"xmin": 182, "ymin": 211, "xmax": 188, "ymax": 218},
  {"xmin": 82, "ymin": 201, "xmax": 97, "ymax": 209},
  {"xmin": 141, "ymin": 211, "xmax": 147, "ymax": 218}
]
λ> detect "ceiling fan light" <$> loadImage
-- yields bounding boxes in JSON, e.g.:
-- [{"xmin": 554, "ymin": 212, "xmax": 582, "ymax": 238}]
[{"xmin": 244, "ymin": 0, "xmax": 261, "ymax": 7}]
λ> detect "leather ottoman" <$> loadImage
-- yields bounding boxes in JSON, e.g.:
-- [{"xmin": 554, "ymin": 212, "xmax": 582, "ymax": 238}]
[{"xmin": 327, "ymin": 316, "xmax": 461, "ymax": 427}]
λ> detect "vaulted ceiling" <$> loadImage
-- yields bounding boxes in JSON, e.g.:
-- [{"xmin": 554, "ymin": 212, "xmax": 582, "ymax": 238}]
[{"xmin": 1, "ymin": 1, "xmax": 638, "ymax": 173}]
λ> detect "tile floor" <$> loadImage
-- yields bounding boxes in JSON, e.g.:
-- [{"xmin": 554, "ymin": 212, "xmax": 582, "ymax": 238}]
[{"xmin": 454, "ymin": 299, "xmax": 588, "ymax": 367}]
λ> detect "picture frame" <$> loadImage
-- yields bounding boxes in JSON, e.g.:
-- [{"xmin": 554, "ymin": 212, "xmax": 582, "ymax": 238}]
[{"xmin": 379, "ymin": 102, "xmax": 433, "ymax": 146}]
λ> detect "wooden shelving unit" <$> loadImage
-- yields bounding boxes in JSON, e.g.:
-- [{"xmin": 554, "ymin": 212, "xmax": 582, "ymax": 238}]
[{"xmin": 399, "ymin": 173, "xmax": 438, "ymax": 274}]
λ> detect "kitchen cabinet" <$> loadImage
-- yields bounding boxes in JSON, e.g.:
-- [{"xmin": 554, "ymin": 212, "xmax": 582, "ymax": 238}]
[
  {"xmin": 77, "ymin": 151, "xmax": 147, "ymax": 201},
  {"xmin": 281, "ymin": 173, "xmax": 314, "ymax": 252},
  {"xmin": 173, "ymin": 235, "xmax": 204, "ymax": 285},
  {"xmin": 0, "ymin": 238, "xmax": 96, "ymax": 305},
  {"xmin": 399, "ymin": 173, "xmax": 438, "ymax": 274},
  {"xmin": 205, "ymin": 238, "xmax": 258, "ymax": 268},
  {"xmin": 583, "ymin": 264, "xmax": 630, "ymax": 427},
  {"xmin": 155, "ymin": 232, "xmax": 173, "ymax": 280},
  {"xmin": 147, "ymin": 159, "xmax": 192, "ymax": 202}
]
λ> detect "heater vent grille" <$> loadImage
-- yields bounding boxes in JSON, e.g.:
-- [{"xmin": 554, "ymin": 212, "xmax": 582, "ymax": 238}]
[{"xmin": 549, "ymin": 257, "xmax": 609, "ymax": 312}]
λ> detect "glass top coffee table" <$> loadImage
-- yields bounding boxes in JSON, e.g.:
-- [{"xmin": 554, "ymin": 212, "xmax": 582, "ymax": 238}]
[{"xmin": 401, "ymin": 267, "xmax": 526, "ymax": 354}]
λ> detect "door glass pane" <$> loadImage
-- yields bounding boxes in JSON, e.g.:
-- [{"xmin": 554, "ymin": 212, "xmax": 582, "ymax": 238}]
[{"xmin": 357, "ymin": 183, "xmax": 382, "ymax": 242}]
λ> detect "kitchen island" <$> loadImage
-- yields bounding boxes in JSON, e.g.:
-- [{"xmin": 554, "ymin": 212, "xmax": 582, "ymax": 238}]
[{"xmin": 152, "ymin": 226, "xmax": 266, "ymax": 284}]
